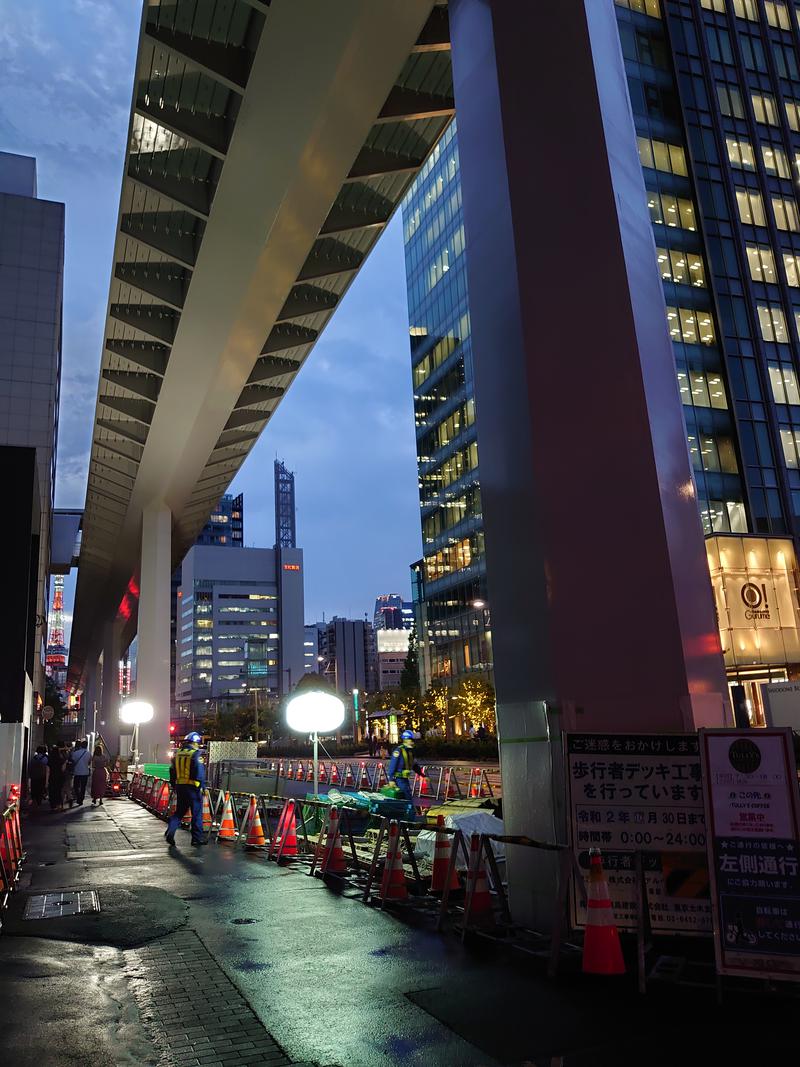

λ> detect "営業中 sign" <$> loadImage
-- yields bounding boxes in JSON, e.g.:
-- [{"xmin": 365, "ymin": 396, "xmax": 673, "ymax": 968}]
[
  {"xmin": 700, "ymin": 728, "xmax": 800, "ymax": 980},
  {"xmin": 566, "ymin": 733, "xmax": 712, "ymax": 933}
]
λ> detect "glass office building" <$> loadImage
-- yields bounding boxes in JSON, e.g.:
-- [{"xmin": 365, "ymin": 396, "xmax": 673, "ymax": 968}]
[
  {"xmin": 402, "ymin": 1, "xmax": 800, "ymax": 718},
  {"xmin": 402, "ymin": 123, "xmax": 491, "ymax": 691}
]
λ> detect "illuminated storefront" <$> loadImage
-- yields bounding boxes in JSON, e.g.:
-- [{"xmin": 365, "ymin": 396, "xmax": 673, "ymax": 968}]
[{"xmin": 707, "ymin": 535, "xmax": 800, "ymax": 725}]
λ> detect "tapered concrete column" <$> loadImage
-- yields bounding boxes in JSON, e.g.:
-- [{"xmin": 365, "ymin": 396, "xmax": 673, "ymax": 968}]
[
  {"xmin": 450, "ymin": 0, "xmax": 730, "ymax": 928},
  {"xmin": 82, "ymin": 663, "xmax": 97, "ymax": 738},
  {"xmin": 136, "ymin": 503, "xmax": 171, "ymax": 762},
  {"xmin": 101, "ymin": 621, "xmax": 121, "ymax": 758}
]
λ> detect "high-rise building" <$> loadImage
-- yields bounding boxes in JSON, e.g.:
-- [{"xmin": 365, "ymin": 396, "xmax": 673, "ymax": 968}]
[
  {"xmin": 402, "ymin": 1, "xmax": 800, "ymax": 722},
  {"xmin": 373, "ymin": 593, "xmax": 413, "ymax": 631},
  {"xmin": 303, "ymin": 623, "xmax": 319, "ymax": 675},
  {"xmin": 170, "ymin": 493, "xmax": 244, "ymax": 710},
  {"xmin": 0, "ymin": 153, "xmax": 64, "ymax": 768},
  {"xmin": 401, "ymin": 124, "xmax": 491, "ymax": 692},
  {"xmin": 175, "ymin": 545, "xmax": 305, "ymax": 714},
  {"xmin": 315, "ymin": 617, "xmax": 377, "ymax": 696}
]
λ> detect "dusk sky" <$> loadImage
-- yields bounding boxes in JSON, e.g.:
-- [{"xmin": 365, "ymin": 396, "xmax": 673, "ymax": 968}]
[{"xmin": 0, "ymin": 0, "xmax": 422, "ymax": 642}]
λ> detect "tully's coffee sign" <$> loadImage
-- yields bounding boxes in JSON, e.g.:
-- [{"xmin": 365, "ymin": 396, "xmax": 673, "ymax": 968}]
[
  {"xmin": 700, "ymin": 728, "xmax": 800, "ymax": 981},
  {"xmin": 740, "ymin": 581, "xmax": 770, "ymax": 621}
]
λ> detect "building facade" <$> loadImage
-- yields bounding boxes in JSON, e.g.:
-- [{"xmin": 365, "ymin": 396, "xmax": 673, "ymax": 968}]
[
  {"xmin": 401, "ymin": 124, "xmax": 491, "ymax": 692},
  {"xmin": 400, "ymin": 1, "xmax": 800, "ymax": 721},
  {"xmin": 315, "ymin": 617, "xmax": 377, "ymax": 697},
  {"xmin": 303, "ymin": 623, "xmax": 319, "ymax": 675},
  {"xmin": 0, "ymin": 153, "xmax": 64, "ymax": 763},
  {"xmin": 373, "ymin": 593, "xmax": 413, "ymax": 631},
  {"xmin": 170, "ymin": 493, "xmax": 244, "ymax": 710},
  {"xmin": 175, "ymin": 545, "xmax": 305, "ymax": 714}
]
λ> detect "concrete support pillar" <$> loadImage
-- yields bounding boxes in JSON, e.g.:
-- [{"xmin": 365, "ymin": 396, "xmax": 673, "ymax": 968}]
[
  {"xmin": 101, "ymin": 621, "xmax": 121, "ymax": 758},
  {"xmin": 136, "ymin": 503, "xmax": 172, "ymax": 762},
  {"xmin": 449, "ymin": 0, "xmax": 729, "ymax": 928}
]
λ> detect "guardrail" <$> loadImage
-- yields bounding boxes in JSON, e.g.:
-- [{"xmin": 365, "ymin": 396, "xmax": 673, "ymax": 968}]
[{"xmin": 0, "ymin": 802, "xmax": 24, "ymax": 913}]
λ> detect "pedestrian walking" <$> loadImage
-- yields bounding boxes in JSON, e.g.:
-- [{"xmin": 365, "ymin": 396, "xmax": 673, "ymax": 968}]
[
  {"xmin": 71, "ymin": 739, "xmax": 91, "ymax": 805},
  {"xmin": 90, "ymin": 743, "xmax": 109, "ymax": 806},
  {"xmin": 61, "ymin": 744, "xmax": 75, "ymax": 809},
  {"xmin": 47, "ymin": 744, "xmax": 66, "ymax": 811},
  {"xmin": 165, "ymin": 732, "xmax": 206, "ymax": 848},
  {"xmin": 387, "ymin": 730, "xmax": 425, "ymax": 802},
  {"xmin": 29, "ymin": 746, "xmax": 49, "ymax": 807}
]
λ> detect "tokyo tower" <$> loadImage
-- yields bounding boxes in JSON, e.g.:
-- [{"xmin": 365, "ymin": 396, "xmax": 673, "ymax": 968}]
[{"xmin": 46, "ymin": 575, "xmax": 68, "ymax": 694}]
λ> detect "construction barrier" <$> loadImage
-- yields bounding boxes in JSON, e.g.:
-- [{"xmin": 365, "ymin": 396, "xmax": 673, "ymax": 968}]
[{"xmin": 0, "ymin": 802, "xmax": 23, "ymax": 904}]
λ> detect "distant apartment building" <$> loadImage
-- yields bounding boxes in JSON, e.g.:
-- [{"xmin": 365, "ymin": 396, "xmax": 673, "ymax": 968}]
[
  {"xmin": 315, "ymin": 617, "xmax": 377, "ymax": 695},
  {"xmin": 175, "ymin": 545, "xmax": 305, "ymax": 712},
  {"xmin": 303, "ymin": 623, "xmax": 319, "ymax": 675}
]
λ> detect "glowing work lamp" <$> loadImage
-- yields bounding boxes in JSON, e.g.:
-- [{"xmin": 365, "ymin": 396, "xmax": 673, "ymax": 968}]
[
  {"xmin": 119, "ymin": 700, "xmax": 154, "ymax": 767},
  {"xmin": 285, "ymin": 690, "xmax": 344, "ymax": 797}
]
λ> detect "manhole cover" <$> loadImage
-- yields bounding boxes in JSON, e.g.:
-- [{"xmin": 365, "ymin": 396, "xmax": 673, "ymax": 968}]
[
  {"xmin": 24, "ymin": 891, "xmax": 100, "ymax": 920},
  {"xmin": 230, "ymin": 917, "xmax": 258, "ymax": 925}
]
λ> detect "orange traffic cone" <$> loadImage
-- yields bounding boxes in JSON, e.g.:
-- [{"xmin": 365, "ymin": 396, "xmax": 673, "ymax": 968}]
[
  {"xmin": 430, "ymin": 815, "xmax": 460, "ymax": 893},
  {"xmin": 201, "ymin": 790, "xmax": 213, "ymax": 833},
  {"xmin": 444, "ymin": 767, "xmax": 459, "ymax": 798},
  {"xmin": 318, "ymin": 761, "xmax": 328, "ymax": 784},
  {"xmin": 379, "ymin": 820, "xmax": 408, "ymax": 901},
  {"xmin": 158, "ymin": 781, "xmax": 171, "ymax": 816},
  {"xmin": 244, "ymin": 796, "xmax": 267, "ymax": 848},
  {"xmin": 374, "ymin": 762, "xmax": 387, "ymax": 790},
  {"xmin": 330, "ymin": 763, "xmax": 340, "ymax": 785},
  {"xmin": 358, "ymin": 761, "xmax": 370, "ymax": 789},
  {"xmin": 419, "ymin": 766, "xmax": 431, "ymax": 797},
  {"xmin": 306, "ymin": 762, "xmax": 314, "ymax": 783},
  {"xmin": 582, "ymin": 849, "xmax": 625, "ymax": 975},
  {"xmin": 464, "ymin": 833, "xmax": 494, "ymax": 926},
  {"xmin": 319, "ymin": 806, "xmax": 347, "ymax": 875},
  {"xmin": 217, "ymin": 792, "xmax": 237, "ymax": 843},
  {"xmin": 275, "ymin": 800, "xmax": 298, "ymax": 860},
  {"xmin": 167, "ymin": 788, "xmax": 177, "ymax": 818},
  {"xmin": 286, "ymin": 762, "xmax": 295, "ymax": 780},
  {"xmin": 297, "ymin": 761, "xmax": 305, "ymax": 781},
  {"xmin": 344, "ymin": 764, "xmax": 355, "ymax": 788}
]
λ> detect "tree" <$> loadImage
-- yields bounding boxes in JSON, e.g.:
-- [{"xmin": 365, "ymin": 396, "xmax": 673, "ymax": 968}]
[
  {"xmin": 451, "ymin": 678, "xmax": 496, "ymax": 732},
  {"xmin": 399, "ymin": 621, "xmax": 421, "ymax": 693}
]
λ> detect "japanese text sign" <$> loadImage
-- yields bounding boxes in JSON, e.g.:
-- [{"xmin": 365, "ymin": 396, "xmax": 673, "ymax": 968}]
[
  {"xmin": 700, "ymin": 728, "xmax": 800, "ymax": 980},
  {"xmin": 566, "ymin": 733, "xmax": 711, "ymax": 934}
]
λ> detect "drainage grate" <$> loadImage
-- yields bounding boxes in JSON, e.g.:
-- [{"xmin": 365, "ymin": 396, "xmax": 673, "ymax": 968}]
[{"xmin": 24, "ymin": 890, "xmax": 100, "ymax": 920}]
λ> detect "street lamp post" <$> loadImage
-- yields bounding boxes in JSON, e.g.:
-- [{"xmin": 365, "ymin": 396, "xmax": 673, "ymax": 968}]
[{"xmin": 285, "ymin": 690, "xmax": 345, "ymax": 797}]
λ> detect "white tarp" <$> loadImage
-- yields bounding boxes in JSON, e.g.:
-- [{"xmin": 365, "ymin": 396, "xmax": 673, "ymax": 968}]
[{"xmin": 416, "ymin": 810, "xmax": 505, "ymax": 868}]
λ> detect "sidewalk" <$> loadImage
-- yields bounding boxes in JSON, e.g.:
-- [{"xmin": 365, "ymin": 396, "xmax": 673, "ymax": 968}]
[{"xmin": 0, "ymin": 797, "xmax": 798, "ymax": 1066}]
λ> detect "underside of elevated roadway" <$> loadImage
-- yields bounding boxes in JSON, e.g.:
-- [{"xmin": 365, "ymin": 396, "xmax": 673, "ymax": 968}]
[{"xmin": 68, "ymin": 0, "xmax": 453, "ymax": 692}]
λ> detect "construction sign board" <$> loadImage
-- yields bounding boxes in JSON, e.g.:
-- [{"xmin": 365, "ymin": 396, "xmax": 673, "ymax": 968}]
[
  {"xmin": 699, "ymin": 728, "xmax": 800, "ymax": 981},
  {"xmin": 566, "ymin": 733, "xmax": 712, "ymax": 934}
]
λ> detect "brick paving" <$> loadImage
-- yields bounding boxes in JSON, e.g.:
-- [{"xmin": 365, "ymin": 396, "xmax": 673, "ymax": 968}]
[
  {"xmin": 67, "ymin": 829, "xmax": 133, "ymax": 853},
  {"xmin": 126, "ymin": 929, "xmax": 294, "ymax": 1067}
]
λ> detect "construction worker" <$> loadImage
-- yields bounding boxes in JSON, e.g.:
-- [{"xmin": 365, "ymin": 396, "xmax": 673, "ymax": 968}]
[
  {"xmin": 388, "ymin": 730, "xmax": 424, "ymax": 801},
  {"xmin": 165, "ymin": 732, "xmax": 206, "ymax": 848}
]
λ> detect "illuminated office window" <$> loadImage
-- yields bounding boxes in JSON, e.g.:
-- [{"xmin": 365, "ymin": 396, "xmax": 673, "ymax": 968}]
[
  {"xmin": 648, "ymin": 191, "xmax": 697, "ymax": 230},
  {"xmin": 780, "ymin": 429, "xmax": 800, "ymax": 469},
  {"xmin": 772, "ymin": 195, "xmax": 800, "ymax": 232},
  {"xmin": 666, "ymin": 306, "xmax": 716, "ymax": 345},
  {"xmin": 657, "ymin": 248, "xmax": 706, "ymax": 286},
  {"xmin": 688, "ymin": 433, "xmax": 739, "ymax": 473},
  {"xmin": 783, "ymin": 252, "xmax": 800, "ymax": 288},
  {"xmin": 757, "ymin": 304, "xmax": 789, "ymax": 342},
  {"xmin": 701, "ymin": 0, "xmax": 726, "ymax": 10},
  {"xmin": 733, "ymin": 0, "xmax": 758, "ymax": 18},
  {"xmin": 768, "ymin": 363, "xmax": 800, "ymax": 404},
  {"xmin": 746, "ymin": 245, "xmax": 777, "ymax": 283},
  {"xmin": 637, "ymin": 136, "xmax": 688, "ymax": 176},
  {"xmin": 615, "ymin": 0, "xmax": 661, "ymax": 14},
  {"xmin": 726, "ymin": 137, "xmax": 755, "ymax": 170},
  {"xmin": 736, "ymin": 188, "xmax": 766, "ymax": 226},
  {"xmin": 762, "ymin": 144, "xmax": 792, "ymax": 179},
  {"xmin": 752, "ymin": 93, "xmax": 779, "ymax": 126},
  {"xmin": 765, "ymin": 1, "xmax": 791, "ymax": 29},
  {"xmin": 677, "ymin": 369, "xmax": 728, "ymax": 409},
  {"xmin": 786, "ymin": 100, "xmax": 800, "ymax": 132}
]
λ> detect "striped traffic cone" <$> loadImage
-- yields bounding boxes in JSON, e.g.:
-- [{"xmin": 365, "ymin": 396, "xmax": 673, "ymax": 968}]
[
  {"xmin": 244, "ymin": 795, "xmax": 267, "ymax": 849},
  {"xmin": 418, "ymin": 766, "xmax": 431, "ymax": 797},
  {"xmin": 358, "ymin": 761, "xmax": 370, "ymax": 789},
  {"xmin": 158, "ymin": 781, "xmax": 171, "ymax": 816},
  {"xmin": 430, "ymin": 815, "xmax": 460, "ymax": 893},
  {"xmin": 319, "ymin": 807, "xmax": 347, "ymax": 875},
  {"xmin": 274, "ymin": 800, "xmax": 298, "ymax": 861},
  {"xmin": 306, "ymin": 762, "xmax": 314, "ymax": 783},
  {"xmin": 464, "ymin": 833, "xmax": 494, "ymax": 926},
  {"xmin": 469, "ymin": 768, "xmax": 481, "ymax": 799},
  {"xmin": 379, "ymin": 820, "xmax": 408, "ymax": 901},
  {"xmin": 286, "ymin": 762, "xmax": 295, "ymax": 780},
  {"xmin": 344, "ymin": 764, "xmax": 355, "ymax": 789},
  {"xmin": 167, "ymin": 789, "xmax": 177, "ymax": 818},
  {"xmin": 330, "ymin": 763, "xmax": 340, "ymax": 785},
  {"xmin": 201, "ymin": 791, "xmax": 213, "ymax": 834},
  {"xmin": 582, "ymin": 849, "xmax": 625, "ymax": 975},
  {"xmin": 318, "ymin": 761, "xmax": 328, "ymax": 784},
  {"xmin": 216, "ymin": 793, "xmax": 237, "ymax": 843}
]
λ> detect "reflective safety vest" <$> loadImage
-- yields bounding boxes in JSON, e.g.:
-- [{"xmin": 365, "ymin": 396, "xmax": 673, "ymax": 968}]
[
  {"xmin": 174, "ymin": 746, "xmax": 202, "ymax": 787},
  {"xmin": 389, "ymin": 745, "xmax": 412, "ymax": 779}
]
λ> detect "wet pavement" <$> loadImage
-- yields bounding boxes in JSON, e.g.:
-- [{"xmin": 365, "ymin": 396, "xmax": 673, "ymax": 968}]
[{"xmin": 2, "ymin": 797, "xmax": 799, "ymax": 1066}]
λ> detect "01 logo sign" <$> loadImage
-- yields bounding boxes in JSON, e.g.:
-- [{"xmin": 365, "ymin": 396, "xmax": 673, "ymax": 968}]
[{"xmin": 740, "ymin": 581, "xmax": 770, "ymax": 621}]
